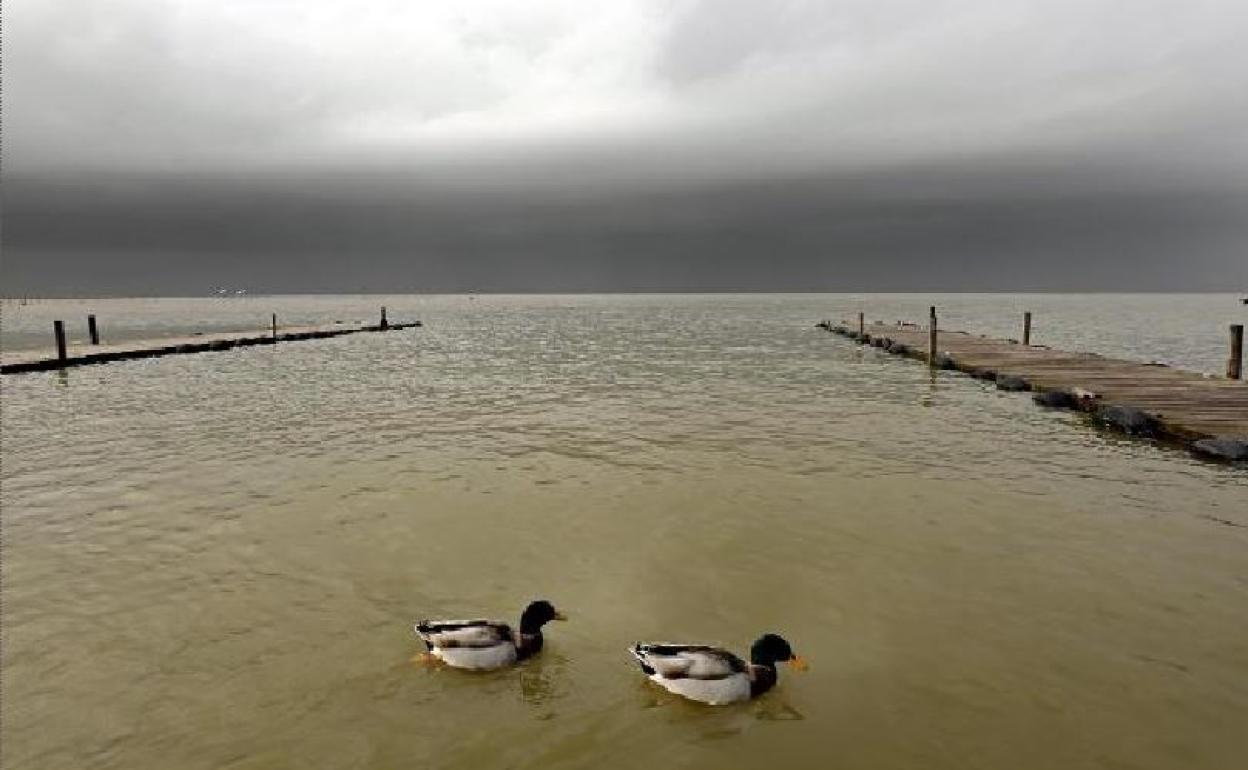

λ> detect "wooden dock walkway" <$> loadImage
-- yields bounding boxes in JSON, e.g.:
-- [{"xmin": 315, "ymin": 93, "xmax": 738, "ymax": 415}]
[
  {"xmin": 1, "ymin": 320, "xmax": 421, "ymax": 375},
  {"xmin": 819, "ymin": 318, "xmax": 1248, "ymax": 463}
]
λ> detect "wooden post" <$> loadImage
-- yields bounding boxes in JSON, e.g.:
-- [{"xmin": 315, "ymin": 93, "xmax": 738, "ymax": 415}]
[
  {"xmin": 1023, "ymin": 311, "xmax": 1032, "ymax": 346},
  {"xmin": 380, "ymin": 306, "xmax": 388, "ymax": 330},
  {"xmin": 54, "ymin": 320, "xmax": 68, "ymax": 363},
  {"xmin": 858, "ymin": 311, "xmax": 865, "ymax": 336},
  {"xmin": 1230, "ymin": 324, "xmax": 1244, "ymax": 380},
  {"xmin": 88, "ymin": 314, "xmax": 100, "ymax": 345},
  {"xmin": 927, "ymin": 306, "xmax": 938, "ymax": 366},
  {"xmin": 272, "ymin": 313, "xmax": 278, "ymax": 341}
]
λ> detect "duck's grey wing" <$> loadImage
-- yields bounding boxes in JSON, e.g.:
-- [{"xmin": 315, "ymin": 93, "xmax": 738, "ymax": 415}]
[
  {"xmin": 632, "ymin": 644, "xmax": 747, "ymax": 680},
  {"xmin": 415, "ymin": 619, "xmax": 513, "ymax": 648}
]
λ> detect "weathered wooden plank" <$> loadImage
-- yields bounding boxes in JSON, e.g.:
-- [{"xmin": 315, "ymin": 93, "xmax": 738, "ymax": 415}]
[
  {"xmin": 823, "ymin": 319, "xmax": 1248, "ymax": 461},
  {"xmin": 1, "ymin": 320, "xmax": 423, "ymax": 375}
]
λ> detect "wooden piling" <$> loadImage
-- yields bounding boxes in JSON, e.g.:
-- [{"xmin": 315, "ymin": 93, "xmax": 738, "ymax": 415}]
[
  {"xmin": 927, "ymin": 306, "xmax": 938, "ymax": 366},
  {"xmin": 1230, "ymin": 324, "xmax": 1244, "ymax": 380},
  {"xmin": 858, "ymin": 312, "xmax": 865, "ymax": 337},
  {"xmin": 381, "ymin": 306, "xmax": 389, "ymax": 330},
  {"xmin": 88, "ymin": 314, "xmax": 100, "ymax": 345},
  {"xmin": 272, "ymin": 313, "xmax": 278, "ymax": 341},
  {"xmin": 1023, "ymin": 311, "xmax": 1032, "ymax": 346},
  {"xmin": 54, "ymin": 320, "xmax": 68, "ymax": 363}
]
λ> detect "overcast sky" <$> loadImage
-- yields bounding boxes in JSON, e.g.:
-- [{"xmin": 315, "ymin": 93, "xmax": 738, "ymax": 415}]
[{"xmin": 5, "ymin": 0, "xmax": 1247, "ymax": 293}]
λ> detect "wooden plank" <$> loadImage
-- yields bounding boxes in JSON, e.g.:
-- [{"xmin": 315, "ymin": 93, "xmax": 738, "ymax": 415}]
[
  {"xmin": 2, "ymin": 320, "xmax": 423, "ymax": 375},
  {"xmin": 824, "ymin": 319, "xmax": 1248, "ymax": 454}
]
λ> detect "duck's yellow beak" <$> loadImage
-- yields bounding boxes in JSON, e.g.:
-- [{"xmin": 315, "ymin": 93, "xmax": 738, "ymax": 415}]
[
  {"xmin": 553, "ymin": 610, "xmax": 569, "ymax": 621},
  {"xmin": 787, "ymin": 655, "xmax": 809, "ymax": 672}
]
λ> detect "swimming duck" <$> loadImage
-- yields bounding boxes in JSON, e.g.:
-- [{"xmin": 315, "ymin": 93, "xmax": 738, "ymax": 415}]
[
  {"xmin": 631, "ymin": 634, "xmax": 807, "ymax": 705},
  {"xmin": 414, "ymin": 600, "xmax": 567, "ymax": 670}
]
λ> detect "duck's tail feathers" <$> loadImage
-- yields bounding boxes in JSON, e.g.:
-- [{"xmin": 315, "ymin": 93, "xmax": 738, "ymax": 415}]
[
  {"xmin": 414, "ymin": 622, "xmax": 437, "ymax": 648},
  {"xmin": 630, "ymin": 643, "xmax": 656, "ymax": 675}
]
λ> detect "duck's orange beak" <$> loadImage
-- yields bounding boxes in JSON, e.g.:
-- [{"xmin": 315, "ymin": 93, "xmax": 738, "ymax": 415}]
[
  {"xmin": 553, "ymin": 611, "xmax": 569, "ymax": 621},
  {"xmin": 787, "ymin": 655, "xmax": 810, "ymax": 671}
]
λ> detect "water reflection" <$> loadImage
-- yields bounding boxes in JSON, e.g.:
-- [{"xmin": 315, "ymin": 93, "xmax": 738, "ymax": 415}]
[
  {"xmin": 753, "ymin": 701, "xmax": 806, "ymax": 721},
  {"xmin": 403, "ymin": 651, "xmax": 567, "ymax": 710},
  {"xmin": 517, "ymin": 654, "xmax": 566, "ymax": 707}
]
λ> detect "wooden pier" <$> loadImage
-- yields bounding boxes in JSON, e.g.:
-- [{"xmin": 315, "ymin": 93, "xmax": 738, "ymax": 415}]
[
  {"xmin": 2, "ymin": 318, "xmax": 421, "ymax": 375},
  {"xmin": 819, "ymin": 316, "xmax": 1248, "ymax": 463}
]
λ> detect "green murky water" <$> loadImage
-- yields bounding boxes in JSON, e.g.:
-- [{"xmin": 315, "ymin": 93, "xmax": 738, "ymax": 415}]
[{"xmin": 3, "ymin": 294, "xmax": 1246, "ymax": 769}]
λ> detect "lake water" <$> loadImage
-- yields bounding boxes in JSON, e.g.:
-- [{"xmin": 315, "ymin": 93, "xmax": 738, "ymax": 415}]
[{"xmin": 2, "ymin": 294, "xmax": 1246, "ymax": 770}]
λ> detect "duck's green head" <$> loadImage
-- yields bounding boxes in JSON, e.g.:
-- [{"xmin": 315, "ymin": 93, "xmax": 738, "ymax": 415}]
[
  {"xmin": 750, "ymin": 633, "xmax": 808, "ymax": 670},
  {"xmin": 520, "ymin": 600, "xmax": 567, "ymax": 633}
]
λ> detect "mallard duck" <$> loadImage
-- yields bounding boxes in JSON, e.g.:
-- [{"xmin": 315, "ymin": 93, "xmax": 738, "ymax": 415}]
[
  {"xmin": 414, "ymin": 600, "xmax": 567, "ymax": 670},
  {"xmin": 630, "ymin": 634, "xmax": 807, "ymax": 705}
]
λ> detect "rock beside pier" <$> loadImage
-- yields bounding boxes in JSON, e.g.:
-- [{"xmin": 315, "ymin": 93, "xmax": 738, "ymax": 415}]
[
  {"xmin": 1095, "ymin": 405, "xmax": 1162, "ymax": 438},
  {"xmin": 1033, "ymin": 390, "xmax": 1077, "ymax": 409},
  {"xmin": 1190, "ymin": 437, "xmax": 1248, "ymax": 461}
]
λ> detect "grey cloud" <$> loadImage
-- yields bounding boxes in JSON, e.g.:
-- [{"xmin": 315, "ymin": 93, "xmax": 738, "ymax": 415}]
[
  {"xmin": 655, "ymin": 0, "xmax": 1248, "ymax": 177},
  {"xmin": 4, "ymin": 0, "xmax": 1247, "ymax": 293},
  {"xmin": 5, "ymin": 166, "xmax": 1245, "ymax": 294},
  {"xmin": 10, "ymin": 0, "xmax": 1248, "ymax": 179}
]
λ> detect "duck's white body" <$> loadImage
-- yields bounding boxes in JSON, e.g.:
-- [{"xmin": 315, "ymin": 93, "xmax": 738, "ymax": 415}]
[
  {"xmin": 431, "ymin": 640, "xmax": 518, "ymax": 670},
  {"xmin": 415, "ymin": 619, "xmax": 519, "ymax": 670},
  {"xmin": 631, "ymin": 644, "xmax": 757, "ymax": 705},
  {"xmin": 647, "ymin": 668, "xmax": 752, "ymax": 705}
]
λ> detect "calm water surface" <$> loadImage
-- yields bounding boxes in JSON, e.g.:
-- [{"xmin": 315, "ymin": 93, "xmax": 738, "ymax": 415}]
[{"xmin": 3, "ymin": 294, "xmax": 1246, "ymax": 770}]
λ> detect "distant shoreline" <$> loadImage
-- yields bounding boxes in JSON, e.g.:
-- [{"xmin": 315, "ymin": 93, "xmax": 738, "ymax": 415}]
[{"xmin": 2, "ymin": 290, "xmax": 1243, "ymax": 301}]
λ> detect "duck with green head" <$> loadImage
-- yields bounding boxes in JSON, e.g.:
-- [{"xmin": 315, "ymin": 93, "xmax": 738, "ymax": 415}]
[
  {"xmin": 631, "ymin": 633, "xmax": 807, "ymax": 705},
  {"xmin": 414, "ymin": 600, "xmax": 567, "ymax": 670}
]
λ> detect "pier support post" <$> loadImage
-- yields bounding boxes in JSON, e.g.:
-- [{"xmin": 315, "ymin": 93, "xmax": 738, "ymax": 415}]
[
  {"xmin": 928, "ymin": 306, "xmax": 938, "ymax": 366},
  {"xmin": 858, "ymin": 312, "xmax": 865, "ymax": 337},
  {"xmin": 272, "ymin": 313, "xmax": 278, "ymax": 341},
  {"xmin": 1023, "ymin": 311, "xmax": 1032, "ymax": 346},
  {"xmin": 1230, "ymin": 324, "xmax": 1244, "ymax": 380},
  {"xmin": 380, "ymin": 306, "xmax": 388, "ymax": 330},
  {"xmin": 88, "ymin": 314, "xmax": 100, "ymax": 345},
  {"xmin": 54, "ymin": 320, "xmax": 68, "ymax": 363}
]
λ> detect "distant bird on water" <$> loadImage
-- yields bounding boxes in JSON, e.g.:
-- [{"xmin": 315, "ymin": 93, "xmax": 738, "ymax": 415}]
[
  {"xmin": 630, "ymin": 634, "xmax": 807, "ymax": 705},
  {"xmin": 414, "ymin": 600, "xmax": 567, "ymax": 670}
]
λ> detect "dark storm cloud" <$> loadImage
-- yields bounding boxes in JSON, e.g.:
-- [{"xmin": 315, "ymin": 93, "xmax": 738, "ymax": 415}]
[
  {"xmin": 4, "ymin": 0, "xmax": 1247, "ymax": 293},
  {"xmin": 6, "ymin": 164, "xmax": 1245, "ymax": 294}
]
